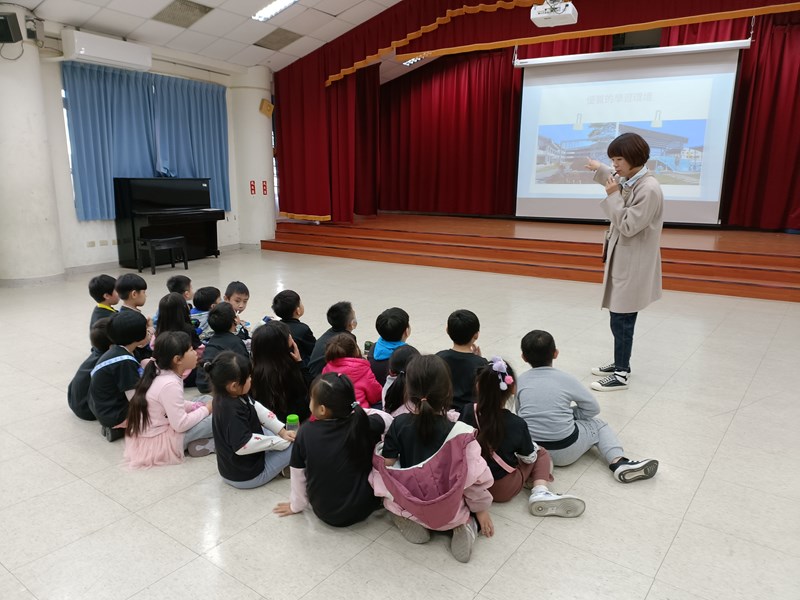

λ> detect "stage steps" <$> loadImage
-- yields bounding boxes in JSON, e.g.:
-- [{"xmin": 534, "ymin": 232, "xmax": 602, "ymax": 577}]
[{"xmin": 262, "ymin": 222, "xmax": 800, "ymax": 302}]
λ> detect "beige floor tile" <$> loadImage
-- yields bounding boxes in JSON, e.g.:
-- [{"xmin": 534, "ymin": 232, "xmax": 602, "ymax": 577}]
[
  {"xmin": 0, "ymin": 431, "xmax": 32, "ymax": 460},
  {"xmin": 5, "ymin": 409, "xmax": 103, "ymax": 449},
  {"xmin": 0, "ymin": 384, "xmax": 66, "ymax": 425},
  {"xmin": 37, "ymin": 428, "xmax": 126, "ymax": 478},
  {"xmin": 576, "ymin": 460, "xmax": 704, "ymax": 518},
  {"xmin": 129, "ymin": 557, "xmax": 262, "ymax": 600},
  {"xmin": 481, "ymin": 530, "xmax": 653, "ymax": 600},
  {"xmin": 705, "ymin": 442, "xmax": 800, "ymax": 502},
  {"xmin": 373, "ymin": 512, "xmax": 530, "ymax": 592},
  {"xmin": 13, "ymin": 515, "xmax": 197, "ymax": 600},
  {"xmin": 205, "ymin": 509, "xmax": 371, "ymax": 599},
  {"xmin": 612, "ymin": 419, "xmax": 722, "ymax": 471},
  {"xmin": 0, "ymin": 566, "xmax": 36, "ymax": 600},
  {"xmin": 302, "ymin": 542, "xmax": 474, "ymax": 600},
  {"xmin": 0, "ymin": 480, "xmax": 128, "ymax": 570},
  {"xmin": 536, "ymin": 483, "xmax": 681, "ymax": 577},
  {"xmin": 84, "ymin": 453, "xmax": 219, "ymax": 511},
  {"xmin": 646, "ymin": 581, "xmax": 709, "ymax": 600},
  {"xmin": 684, "ymin": 477, "xmax": 800, "ymax": 558},
  {"xmin": 0, "ymin": 452, "xmax": 76, "ymax": 510},
  {"xmin": 138, "ymin": 475, "xmax": 286, "ymax": 553},
  {"xmin": 657, "ymin": 522, "xmax": 800, "ymax": 600}
]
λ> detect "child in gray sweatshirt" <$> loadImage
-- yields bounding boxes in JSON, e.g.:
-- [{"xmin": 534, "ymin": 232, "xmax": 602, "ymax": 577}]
[{"xmin": 515, "ymin": 330, "xmax": 658, "ymax": 483}]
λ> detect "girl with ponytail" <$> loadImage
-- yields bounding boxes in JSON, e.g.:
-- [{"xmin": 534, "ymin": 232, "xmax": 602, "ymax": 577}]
[
  {"xmin": 124, "ymin": 331, "xmax": 214, "ymax": 468},
  {"xmin": 382, "ymin": 344, "xmax": 420, "ymax": 415},
  {"xmin": 372, "ymin": 355, "xmax": 494, "ymax": 564},
  {"xmin": 273, "ymin": 373, "xmax": 392, "ymax": 526},
  {"xmin": 207, "ymin": 351, "xmax": 295, "ymax": 490},
  {"xmin": 461, "ymin": 358, "xmax": 585, "ymax": 518}
]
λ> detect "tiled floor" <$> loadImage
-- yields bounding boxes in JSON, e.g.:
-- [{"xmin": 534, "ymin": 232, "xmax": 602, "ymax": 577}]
[{"xmin": 1, "ymin": 247, "xmax": 799, "ymax": 600}]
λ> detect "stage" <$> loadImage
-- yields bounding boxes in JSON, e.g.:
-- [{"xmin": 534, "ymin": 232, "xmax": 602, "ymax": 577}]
[{"xmin": 262, "ymin": 214, "xmax": 800, "ymax": 302}]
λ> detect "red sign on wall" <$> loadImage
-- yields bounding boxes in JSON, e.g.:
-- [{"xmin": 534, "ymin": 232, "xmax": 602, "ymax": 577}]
[
  {"xmin": 249, "ymin": 180, "xmax": 256, "ymax": 195},
  {"xmin": 262, "ymin": 180, "xmax": 268, "ymax": 196}
]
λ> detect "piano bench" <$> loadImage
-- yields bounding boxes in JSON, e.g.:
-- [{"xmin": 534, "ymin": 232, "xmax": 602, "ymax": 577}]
[{"xmin": 137, "ymin": 236, "xmax": 189, "ymax": 275}]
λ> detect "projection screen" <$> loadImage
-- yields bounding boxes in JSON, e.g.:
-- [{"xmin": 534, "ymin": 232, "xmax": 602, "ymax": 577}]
[{"xmin": 515, "ymin": 40, "xmax": 750, "ymax": 224}]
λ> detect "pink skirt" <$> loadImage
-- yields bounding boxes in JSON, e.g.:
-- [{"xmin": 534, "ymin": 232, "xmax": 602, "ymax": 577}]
[{"xmin": 124, "ymin": 428, "xmax": 184, "ymax": 469}]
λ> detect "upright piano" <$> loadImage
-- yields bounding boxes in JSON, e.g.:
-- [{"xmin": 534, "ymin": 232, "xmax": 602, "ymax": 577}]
[{"xmin": 114, "ymin": 178, "xmax": 225, "ymax": 270}]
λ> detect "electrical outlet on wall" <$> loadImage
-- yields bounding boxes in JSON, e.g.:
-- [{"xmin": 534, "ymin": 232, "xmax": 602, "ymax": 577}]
[
  {"xmin": 99, "ymin": 240, "xmax": 108, "ymax": 246},
  {"xmin": 86, "ymin": 241, "xmax": 96, "ymax": 248},
  {"xmin": 112, "ymin": 239, "xmax": 118, "ymax": 245}
]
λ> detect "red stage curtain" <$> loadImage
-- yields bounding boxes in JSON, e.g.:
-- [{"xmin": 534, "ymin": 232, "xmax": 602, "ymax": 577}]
[
  {"xmin": 327, "ymin": 64, "xmax": 380, "ymax": 222},
  {"xmin": 274, "ymin": 53, "xmax": 331, "ymax": 220},
  {"xmin": 662, "ymin": 14, "xmax": 800, "ymax": 230},
  {"xmin": 517, "ymin": 34, "xmax": 612, "ymax": 59},
  {"xmin": 379, "ymin": 48, "xmax": 521, "ymax": 216},
  {"xmin": 354, "ymin": 66, "xmax": 380, "ymax": 216},
  {"xmin": 378, "ymin": 35, "xmax": 612, "ymax": 217}
]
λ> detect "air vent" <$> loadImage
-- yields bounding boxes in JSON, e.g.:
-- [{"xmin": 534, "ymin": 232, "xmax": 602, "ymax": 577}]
[
  {"xmin": 153, "ymin": 0, "xmax": 212, "ymax": 28},
  {"xmin": 254, "ymin": 28, "xmax": 302, "ymax": 51}
]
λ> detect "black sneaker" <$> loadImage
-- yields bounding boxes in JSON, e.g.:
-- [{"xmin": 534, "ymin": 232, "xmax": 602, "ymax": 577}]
[
  {"xmin": 101, "ymin": 425, "xmax": 124, "ymax": 442},
  {"xmin": 591, "ymin": 362, "xmax": 616, "ymax": 376},
  {"xmin": 591, "ymin": 372, "xmax": 629, "ymax": 391},
  {"xmin": 613, "ymin": 458, "xmax": 659, "ymax": 483}
]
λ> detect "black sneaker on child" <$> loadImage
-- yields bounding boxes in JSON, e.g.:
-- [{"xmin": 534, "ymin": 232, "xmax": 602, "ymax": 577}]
[
  {"xmin": 591, "ymin": 372, "xmax": 629, "ymax": 392},
  {"xmin": 612, "ymin": 458, "xmax": 659, "ymax": 483},
  {"xmin": 101, "ymin": 425, "xmax": 124, "ymax": 442},
  {"xmin": 591, "ymin": 362, "xmax": 616, "ymax": 376}
]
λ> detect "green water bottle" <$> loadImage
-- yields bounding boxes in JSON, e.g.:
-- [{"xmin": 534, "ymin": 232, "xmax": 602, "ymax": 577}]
[{"xmin": 285, "ymin": 414, "xmax": 300, "ymax": 432}]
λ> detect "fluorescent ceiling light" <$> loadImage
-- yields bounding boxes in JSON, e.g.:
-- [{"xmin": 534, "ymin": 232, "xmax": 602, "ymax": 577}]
[{"xmin": 252, "ymin": 0, "xmax": 299, "ymax": 22}]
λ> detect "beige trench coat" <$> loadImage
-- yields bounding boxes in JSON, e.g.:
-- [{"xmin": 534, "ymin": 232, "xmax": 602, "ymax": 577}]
[{"xmin": 594, "ymin": 165, "xmax": 663, "ymax": 314}]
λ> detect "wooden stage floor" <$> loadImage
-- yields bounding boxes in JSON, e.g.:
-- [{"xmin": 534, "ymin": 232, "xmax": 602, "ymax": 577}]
[{"xmin": 266, "ymin": 214, "xmax": 800, "ymax": 302}]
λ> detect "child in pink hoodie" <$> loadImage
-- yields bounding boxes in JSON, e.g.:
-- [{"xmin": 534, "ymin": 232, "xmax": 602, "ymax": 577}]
[{"xmin": 322, "ymin": 333, "xmax": 383, "ymax": 409}]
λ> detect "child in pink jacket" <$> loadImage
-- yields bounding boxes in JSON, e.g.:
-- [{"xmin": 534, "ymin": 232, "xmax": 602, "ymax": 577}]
[
  {"xmin": 370, "ymin": 355, "xmax": 494, "ymax": 563},
  {"xmin": 124, "ymin": 331, "xmax": 214, "ymax": 468},
  {"xmin": 322, "ymin": 333, "xmax": 383, "ymax": 409}
]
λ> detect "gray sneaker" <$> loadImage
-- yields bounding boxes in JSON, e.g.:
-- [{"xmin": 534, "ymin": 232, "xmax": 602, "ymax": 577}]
[
  {"xmin": 187, "ymin": 438, "xmax": 215, "ymax": 457},
  {"xmin": 392, "ymin": 515, "xmax": 430, "ymax": 544},
  {"xmin": 450, "ymin": 517, "xmax": 478, "ymax": 563}
]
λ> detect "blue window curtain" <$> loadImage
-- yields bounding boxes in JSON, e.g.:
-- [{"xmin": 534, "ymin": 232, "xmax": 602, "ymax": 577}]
[
  {"xmin": 61, "ymin": 62, "xmax": 230, "ymax": 221},
  {"xmin": 151, "ymin": 74, "xmax": 230, "ymax": 211},
  {"xmin": 61, "ymin": 62, "xmax": 156, "ymax": 220}
]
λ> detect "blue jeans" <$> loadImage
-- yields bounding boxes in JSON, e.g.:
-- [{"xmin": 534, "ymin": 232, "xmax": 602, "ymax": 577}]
[
  {"xmin": 609, "ymin": 311, "xmax": 638, "ymax": 373},
  {"xmin": 222, "ymin": 429, "xmax": 292, "ymax": 490}
]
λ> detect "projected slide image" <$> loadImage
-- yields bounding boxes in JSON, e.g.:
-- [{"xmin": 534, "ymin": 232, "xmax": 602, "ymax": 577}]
[{"xmin": 534, "ymin": 120, "xmax": 706, "ymax": 186}]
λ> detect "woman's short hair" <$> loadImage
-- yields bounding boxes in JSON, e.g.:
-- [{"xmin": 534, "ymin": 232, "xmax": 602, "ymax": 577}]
[{"xmin": 607, "ymin": 133, "xmax": 650, "ymax": 168}]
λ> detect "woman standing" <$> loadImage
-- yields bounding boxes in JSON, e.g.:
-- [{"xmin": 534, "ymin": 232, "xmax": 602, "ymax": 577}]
[{"xmin": 586, "ymin": 132, "xmax": 663, "ymax": 391}]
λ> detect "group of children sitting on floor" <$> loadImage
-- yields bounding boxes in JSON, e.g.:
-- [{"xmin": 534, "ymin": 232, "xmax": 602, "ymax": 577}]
[{"xmin": 68, "ymin": 272, "xmax": 659, "ymax": 563}]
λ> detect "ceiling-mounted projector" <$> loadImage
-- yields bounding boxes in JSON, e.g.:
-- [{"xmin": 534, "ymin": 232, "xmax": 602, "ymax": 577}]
[{"xmin": 531, "ymin": 1, "xmax": 578, "ymax": 27}]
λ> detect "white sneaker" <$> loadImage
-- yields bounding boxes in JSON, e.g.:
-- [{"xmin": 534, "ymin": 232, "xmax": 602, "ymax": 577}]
[
  {"xmin": 613, "ymin": 458, "xmax": 659, "ymax": 483},
  {"xmin": 528, "ymin": 490, "xmax": 586, "ymax": 518},
  {"xmin": 450, "ymin": 517, "xmax": 478, "ymax": 563}
]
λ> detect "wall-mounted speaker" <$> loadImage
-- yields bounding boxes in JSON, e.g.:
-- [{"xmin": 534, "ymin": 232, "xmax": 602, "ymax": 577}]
[
  {"xmin": 0, "ymin": 13, "xmax": 23, "ymax": 44},
  {"xmin": 259, "ymin": 98, "xmax": 274, "ymax": 118}
]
